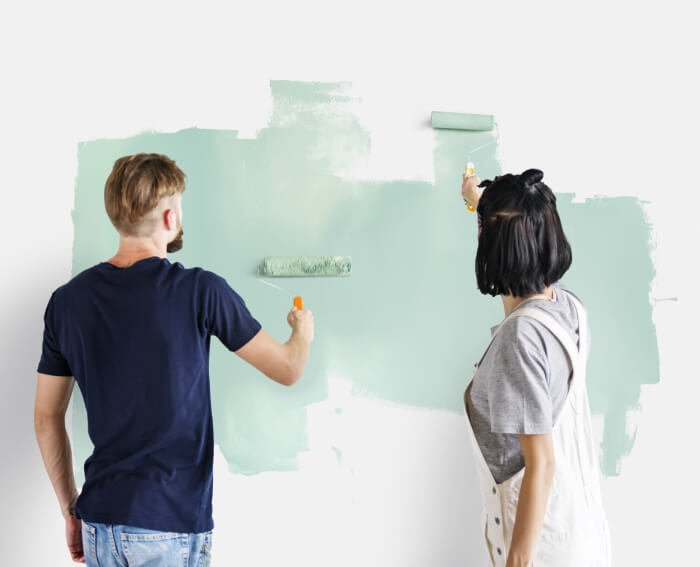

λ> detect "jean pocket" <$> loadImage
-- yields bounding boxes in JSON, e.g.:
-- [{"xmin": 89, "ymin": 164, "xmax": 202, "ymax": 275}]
[
  {"xmin": 81, "ymin": 521, "xmax": 97, "ymax": 564},
  {"xmin": 120, "ymin": 531, "xmax": 185, "ymax": 567}
]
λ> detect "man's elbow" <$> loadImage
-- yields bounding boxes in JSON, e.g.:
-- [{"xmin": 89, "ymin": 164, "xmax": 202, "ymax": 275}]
[
  {"xmin": 275, "ymin": 361, "xmax": 303, "ymax": 386},
  {"xmin": 34, "ymin": 411, "xmax": 63, "ymax": 433},
  {"xmin": 259, "ymin": 365, "xmax": 301, "ymax": 386}
]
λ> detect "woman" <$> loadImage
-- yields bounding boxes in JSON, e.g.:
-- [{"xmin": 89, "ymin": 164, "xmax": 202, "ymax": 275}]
[{"xmin": 461, "ymin": 169, "xmax": 610, "ymax": 567}]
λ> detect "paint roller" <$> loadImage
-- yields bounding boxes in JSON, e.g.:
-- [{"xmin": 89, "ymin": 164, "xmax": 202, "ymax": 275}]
[
  {"xmin": 431, "ymin": 111, "xmax": 495, "ymax": 212},
  {"xmin": 430, "ymin": 111, "xmax": 494, "ymax": 132},
  {"xmin": 261, "ymin": 256, "xmax": 352, "ymax": 277},
  {"xmin": 259, "ymin": 255, "xmax": 352, "ymax": 310}
]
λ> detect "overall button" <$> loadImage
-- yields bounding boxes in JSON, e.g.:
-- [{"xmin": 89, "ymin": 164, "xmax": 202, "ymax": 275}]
[
  {"xmin": 494, "ymin": 517, "xmax": 500, "ymax": 525},
  {"xmin": 492, "ymin": 486, "xmax": 497, "ymax": 494},
  {"xmin": 497, "ymin": 547, "xmax": 502, "ymax": 555}
]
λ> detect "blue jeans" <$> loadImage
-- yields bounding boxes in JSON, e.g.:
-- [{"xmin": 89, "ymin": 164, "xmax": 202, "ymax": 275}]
[{"xmin": 81, "ymin": 521, "xmax": 212, "ymax": 567}]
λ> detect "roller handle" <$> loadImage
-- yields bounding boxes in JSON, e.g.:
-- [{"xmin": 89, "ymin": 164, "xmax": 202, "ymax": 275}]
[
  {"xmin": 464, "ymin": 162, "xmax": 477, "ymax": 212},
  {"xmin": 293, "ymin": 296, "xmax": 304, "ymax": 310}
]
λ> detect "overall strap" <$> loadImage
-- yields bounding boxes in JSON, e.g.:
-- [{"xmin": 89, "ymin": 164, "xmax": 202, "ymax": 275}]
[
  {"xmin": 513, "ymin": 295, "xmax": 588, "ymax": 376},
  {"xmin": 476, "ymin": 294, "xmax": 588, "ymax": 372}
]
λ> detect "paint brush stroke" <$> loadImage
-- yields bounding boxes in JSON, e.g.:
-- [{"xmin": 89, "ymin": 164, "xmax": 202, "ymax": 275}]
[
  {"xmin": 70, "ymin": 81, "xmax": 657, "ymax": 480},
  {"xmin": 556, "ymin": 195, "xmax": 659, "ymax": 475}
]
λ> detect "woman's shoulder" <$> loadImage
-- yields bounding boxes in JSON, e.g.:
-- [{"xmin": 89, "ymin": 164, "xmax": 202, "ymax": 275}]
[
  {"xmin": 495, "ymin": 314, "xmax": 549, "ymax": 358},
  {"xmin": 496, "ymin": 286, "xmax": 580, "ymax": 353},
  {"xmin": 554, "ymin": 282, "xmax": 585, "ymax": 308},
  {"xmin": 521, "ymin": 283, "xmax": 582, "ymax": 351}
]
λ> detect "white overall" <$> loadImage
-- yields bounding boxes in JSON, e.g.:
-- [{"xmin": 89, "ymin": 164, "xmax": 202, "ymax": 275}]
[{"xmin": 464, "ymin": 297, "xmax": 611, "ymax": 566}]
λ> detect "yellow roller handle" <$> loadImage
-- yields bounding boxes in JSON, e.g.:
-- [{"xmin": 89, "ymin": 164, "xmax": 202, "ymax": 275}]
[{"xmin": 464, "ymin": 162, "xmax": 477, "ymax": 212}]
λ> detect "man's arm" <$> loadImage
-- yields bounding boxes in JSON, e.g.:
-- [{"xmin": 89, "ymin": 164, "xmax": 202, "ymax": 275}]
[
  {"xmin": 235, "ymin": 308, "xmax": 314, "ymax": 386},
  {"xmin": 34, "ymin": 373, "xmax": 79, "ymax": 518},
  {"xmin": 506, "ymin": 433, "xmax": 556, "ymax": 567}
]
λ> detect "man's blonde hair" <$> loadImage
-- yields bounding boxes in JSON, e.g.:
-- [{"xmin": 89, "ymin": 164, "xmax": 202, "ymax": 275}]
[{"xmin": 104, "ymin": 153, "xmax": 186, "ymax": 236}]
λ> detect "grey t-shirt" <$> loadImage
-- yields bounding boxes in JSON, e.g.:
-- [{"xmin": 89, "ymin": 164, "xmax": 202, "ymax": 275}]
[{"xmin": 465, "ymin": 284, "xmax": 584, "ymax": 483}]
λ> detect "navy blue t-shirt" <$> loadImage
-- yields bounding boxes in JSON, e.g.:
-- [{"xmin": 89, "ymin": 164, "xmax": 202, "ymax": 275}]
[{"xmin": 37, "ymin": 256, "xmax": 261, "ymax": 533}]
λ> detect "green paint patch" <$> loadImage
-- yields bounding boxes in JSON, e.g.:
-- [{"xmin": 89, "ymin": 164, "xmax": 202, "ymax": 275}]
[
  {"xmin": 557, "ymin": 195, "xmax": 658, "ymax": 475},
  {"xmin": 70, "ymin": 81, "xmax": 657, "ymax": 481}
]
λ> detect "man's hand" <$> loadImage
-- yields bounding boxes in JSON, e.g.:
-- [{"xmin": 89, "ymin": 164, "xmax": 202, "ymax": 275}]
[
  {"xmin": 64, "ymin": 509, "xmax": 85, "ymax": 563},
  {"xmin": 287, "ymin": 307, "xmax": 314, "ymax": 344},
  {"xmin": 236, "ymin": 307, "xmax": 315, "ymax": 386}
]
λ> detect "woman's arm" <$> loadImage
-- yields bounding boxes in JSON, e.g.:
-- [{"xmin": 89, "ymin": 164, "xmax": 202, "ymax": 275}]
[{"xmin": 507, "ymin": 433, "xmax": 556, "ymax": 567}]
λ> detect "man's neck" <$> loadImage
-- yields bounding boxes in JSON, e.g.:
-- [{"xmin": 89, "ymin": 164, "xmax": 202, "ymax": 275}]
[{"xmin": 107, "ymin": 237, "xmax": 165, "ymax": 268}]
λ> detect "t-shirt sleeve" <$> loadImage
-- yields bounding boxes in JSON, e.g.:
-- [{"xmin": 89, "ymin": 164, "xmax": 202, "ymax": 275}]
[
  {"xmin": 37, "ymin": 291, "xmax": 73, "ymax": 376},
  {"xmin": 487, "ymin": 319, "xmax": 552, "ymax": 435},
  {"xmin": 202, "ymin": 272, "xmax": 262, "ymax": 352}
]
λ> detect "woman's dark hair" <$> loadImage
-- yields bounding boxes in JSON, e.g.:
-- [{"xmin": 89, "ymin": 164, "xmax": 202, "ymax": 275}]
[{"xmin": 475, "ymin": 168, "xmax": 572, "ymax": 297}]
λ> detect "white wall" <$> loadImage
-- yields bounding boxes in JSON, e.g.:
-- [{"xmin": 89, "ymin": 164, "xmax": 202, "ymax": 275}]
[{"xmin": 1, "ymin": 1, "xmax": 697, "ymax": 565}]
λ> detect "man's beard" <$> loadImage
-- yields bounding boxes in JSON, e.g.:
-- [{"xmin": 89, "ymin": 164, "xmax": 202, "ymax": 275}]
[{"xmin": 167, "ymin": 226, "xmax": 184, "ymax": 253}]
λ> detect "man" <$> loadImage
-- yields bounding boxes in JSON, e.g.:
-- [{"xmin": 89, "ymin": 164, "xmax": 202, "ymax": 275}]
[{"xmin": 34, "ymin": 153, "xmax": 314, "ymax": 566}]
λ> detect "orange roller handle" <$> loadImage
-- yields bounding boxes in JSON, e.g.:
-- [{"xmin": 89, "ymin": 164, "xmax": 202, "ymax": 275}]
[{"xmin": 293, "ymin": 296, "xmax": 304, "ymax": 310}]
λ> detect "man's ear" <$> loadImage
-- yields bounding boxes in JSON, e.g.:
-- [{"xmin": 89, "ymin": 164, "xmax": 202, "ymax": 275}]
[{"xmin": 164, "ymin": 209, "xmax": 176, "ymax": 230}]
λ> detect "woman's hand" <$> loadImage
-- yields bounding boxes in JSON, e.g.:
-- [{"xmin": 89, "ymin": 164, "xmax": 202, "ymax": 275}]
[{"xmin": 461, "ymin": 173, "xmax": 483, "ymax": 210}]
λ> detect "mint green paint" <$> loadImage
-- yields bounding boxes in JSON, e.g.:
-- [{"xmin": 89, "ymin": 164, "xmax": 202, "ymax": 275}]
[
  {"xmin": 70, "ymin": 80, "xmax": 657, "ymax": 482},
  {"xmin": 261, "ymin": 256, "xmax": 352, "ymax": 277},
  {"xmin": 556, "ymin": 195, "xmax": 658, "ymax": 475},
  {"xmin": 431, "ymin": 111, "xmax": 495, "ymax": 131}
]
